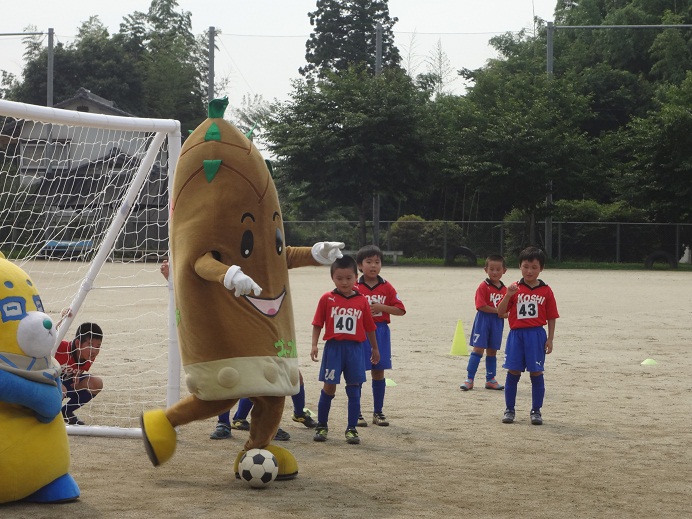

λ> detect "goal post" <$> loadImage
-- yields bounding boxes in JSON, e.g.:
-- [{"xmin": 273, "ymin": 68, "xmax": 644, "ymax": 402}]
[{"xmin": 0, "ymin": 98, "xmax": 182, "ymax": 437}]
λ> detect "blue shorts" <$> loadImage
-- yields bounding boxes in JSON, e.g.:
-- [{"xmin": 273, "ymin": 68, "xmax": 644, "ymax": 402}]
[
  {"xmin": 61, "ymin": 373, "xmax": 91, "ymax": 392},
  {"xmin": 502, "ymin": 327, "xmax": 547, "ymax": 373},
  {"xmin": 362, "ymin": 322, "xmax": 391, "ymax": 370},
  {"xmin": 469, "ymin": 311, "xmax": 504, "ymax": 350},
  {"xmin": 319, "ymin": 339, "xmax": 366, "ymax": 385}
]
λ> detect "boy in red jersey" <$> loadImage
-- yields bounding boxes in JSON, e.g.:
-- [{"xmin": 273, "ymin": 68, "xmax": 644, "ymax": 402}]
[
  {"xmin": 461, "ymin": 254, "xmax": 507, "ymax": 391},
  {"xmin": 497, "ymin": 246, "xmax": 559, "ymax": 425},
  {"xmin": 355, "ymin": 245, "xmax": 406, "ymax": 426},
  {"xmin": 54, "ymin": 322, "xmax": 104, "ymax": 425},
  {"xmin": 311, "ymin": 255, "xmax": 379, "ymax": 445}
]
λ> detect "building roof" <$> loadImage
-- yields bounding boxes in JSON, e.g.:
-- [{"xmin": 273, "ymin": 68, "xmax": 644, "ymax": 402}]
[{"xmin": 53, "ymin": 87, "xmax": 134, "ymax": 117}]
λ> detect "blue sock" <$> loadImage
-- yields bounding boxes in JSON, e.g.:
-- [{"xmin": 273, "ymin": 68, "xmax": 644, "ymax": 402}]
[
  {"xmin": 466, "ymin": 351, "xmax": 482, "ymax": 379},
  {"xmin": 317, "ymin": 389, "xmax": 335, "ymax": 426},
  {"xmin": 292, "ymin": 384, "xmax": 306, "ymax": 417},
  {"xmin": 217, "ymin": 410, "xmax": 231, "ymax": 424},
  {"xmin": 504, "ymin": 372, "xmax": 521, "ymax": 411},
  {"xmin": 345, "ymin": 385, "xmax": 360, "ymax": 429},
  {"xmin": 485, "ymin": 356, "xmax": 497, "ymax": 381},
  {"xmin": 233, "ymin": 398, "xmax": 253, "ymax": 420},
  {"xmin": 62, "ymin": 388, "xmax": 93, "ymax": 417},
  {"xmin": 372, "ymin": 378, "xmax": 386, "ymax": 414},
  {"xmin": 531, "ymin": 374, "xmax": 545, "ymax": 411}
]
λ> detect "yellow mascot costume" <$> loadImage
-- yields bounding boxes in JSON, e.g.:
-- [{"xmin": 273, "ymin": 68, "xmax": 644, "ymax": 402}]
[
  {"xmin": 141, "ymin": 97, "xmax": 343, "ymax": 480},
  {"xmin": 0, "ymin": 253, "xmax": 80, "ymax": 503}
]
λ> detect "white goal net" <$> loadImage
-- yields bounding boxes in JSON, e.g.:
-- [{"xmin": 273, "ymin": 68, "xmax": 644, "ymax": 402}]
[{"xmin": 0, "ymin": 99, "xmax": 181, "ymax": 437}]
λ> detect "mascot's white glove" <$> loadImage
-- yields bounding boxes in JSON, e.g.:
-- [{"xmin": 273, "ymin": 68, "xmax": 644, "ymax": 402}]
[
  {"xmin": 312, "ymin": 241, "xmax": 345, "ymax": 265},
  {"xmin": 223, "ymin": 265, "xmax": 262, "ymax": 297}
]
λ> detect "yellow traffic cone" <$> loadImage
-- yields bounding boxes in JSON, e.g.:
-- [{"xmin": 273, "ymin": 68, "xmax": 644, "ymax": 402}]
[{"xmin": 449, "ymin": 320, "xmax": 469, "ymax": 356}]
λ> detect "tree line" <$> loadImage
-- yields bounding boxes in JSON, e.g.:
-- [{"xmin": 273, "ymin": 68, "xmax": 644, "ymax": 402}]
[{"xmin": 2, "ymin": 0, "xmax": 691, "ymax": 248}]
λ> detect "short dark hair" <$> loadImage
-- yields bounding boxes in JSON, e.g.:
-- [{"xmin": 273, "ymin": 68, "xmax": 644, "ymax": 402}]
[
  {"xmin": 75, "ymin": 322, "xmax": 103, "ymax": 342},
  {"xmin": 518, "ymin": 246, "xmax": 546, "ymax": 268},
  {"xmin": 356, "ymin": 244, "xmax": 383, "ymax": 264},
  {"xmin": 330, "ymin": 255, "xmax": 358, "ymax": 276},
  {"xmin": 485, "ymin": 254, "xmax": 506, "ymax": 268}
]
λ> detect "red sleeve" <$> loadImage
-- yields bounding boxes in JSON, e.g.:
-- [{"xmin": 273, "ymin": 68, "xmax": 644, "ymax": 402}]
[
  {"xmin": 474, "ymin": 281, "xmax": 487, "ymax": 310},
  {"xmin": 311, "ymin": 293, "xmax": 328, "ymax": 327}
]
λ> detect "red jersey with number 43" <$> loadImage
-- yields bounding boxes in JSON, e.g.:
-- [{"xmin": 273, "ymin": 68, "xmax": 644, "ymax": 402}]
[
  {"xmin": 312, "ymin": 289, "xmax": 376, "ymax": 342},
  {"xmin": 505, "ymin": 279, "xmax": 559, "ymax": 329},
  {"xmin": 355, "ymin": 275, "xmax": 406, "ymax": 324}
]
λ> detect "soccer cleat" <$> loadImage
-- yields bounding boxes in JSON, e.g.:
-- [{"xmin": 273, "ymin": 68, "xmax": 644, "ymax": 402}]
[
  {"xmin": 460, "ymin": 379, "xmax": 474, "ymax": 391},
  {"xmin": 345, "ymin": 427, "xmax": 360, "ymax": 445},
  {"xmin": 63, "ymin": 414, "xmax": 85, "ymax": 426},
  {"xmin": 313, "ymin": 423, "xmax": 328, "ymax": 442},
  {"xmin": 209, "ymin": 422, "xmax": 232, "ymax": 439},
  {"xmin": 231, "ymin": 418, "xmax": 250, "ymax": 431},
  {"xmin": 372, "ymin": 412, "xmax": 389, "ymax": 427},
  {"xmin": 485, "ymin": 379, "xmax": 505, "ymax": 390},
  {"xmin": 530, "ymin": 409, "xmax": 543, "ymax": 425},
  {"xmin": 274, "ymin": 428, "xmax": 291, "ymax": 441},
  {"xmin": 357, "ymin": 414, "xmax": 368, "ymax": 427},
  {"xmin": 502, "ymin": 408, "xmax": 515, "ymax": 424},
  {"xmin": 292, "ymin": 413, "xmax": 317, "ymax": 428}
]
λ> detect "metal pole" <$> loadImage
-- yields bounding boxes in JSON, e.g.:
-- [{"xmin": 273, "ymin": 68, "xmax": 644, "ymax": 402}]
[
  {"xmin": 373, "ymin": 23, "xmax": 383, "ymax": 246},
  {"xmin": 208, "ymin": 26, "xmax": 215, "ymax": 102},
  {"xmin": 47, "ymin": 28, "xmax": 54, "ymax": 107}
]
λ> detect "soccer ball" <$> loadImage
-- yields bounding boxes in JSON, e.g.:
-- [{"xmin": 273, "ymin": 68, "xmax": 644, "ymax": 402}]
[{"xmin": 238, "ymin": 448, "xmax": 279, "ymax": 488}]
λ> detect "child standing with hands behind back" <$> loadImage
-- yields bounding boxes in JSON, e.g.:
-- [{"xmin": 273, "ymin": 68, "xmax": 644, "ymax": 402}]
[
  {"xmin": 355, "ymin": 245, "xmax": 406, "ymax": 427},
  {"xmin": 497, "ymin": 246, "xmax": 559, "ymax": 425},
  {"xmin": 311, "ymin": 255, "xmax": 379, "ymax": 445},
  {"xmin": 460, "ymin": 254, "xmax": 507, "ymax": 392}
]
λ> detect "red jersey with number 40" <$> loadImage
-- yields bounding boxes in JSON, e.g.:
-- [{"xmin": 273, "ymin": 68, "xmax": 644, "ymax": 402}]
[
  {"xmin": 312, "ymin": 289, "xmax": 376, "ymax": 342},
  {"xmin": 505, "ymin": 279, "xmax": 559, "ymax": 329}
]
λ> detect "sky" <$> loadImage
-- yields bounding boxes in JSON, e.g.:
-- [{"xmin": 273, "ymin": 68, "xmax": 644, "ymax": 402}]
[{"xmin": 0, "ymin": 0, "xmax": 558, "ymax": 109}]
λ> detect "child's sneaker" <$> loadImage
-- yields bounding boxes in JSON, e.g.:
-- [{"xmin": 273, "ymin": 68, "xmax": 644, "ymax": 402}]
[
  {"xmin": 209, "ymin": 422, "xmax": 232, "ymax": 439},
  {"xmin": 460, "ymin": 379, "xmax": 474, "ymax": 391},
  {"xmin": 372, "ymin": 412, "xmax": 389, "ymax": 427},
  {"xmin": 292, "ymin": 412, "xmax": 317, "ymax": 428},
  {"xmin": 274, "ymin": 427, "xmax": 291, "ymax": 441},
  {"xmin": 530, "ymin": 409, "xmax": 543, "ymax": 425},
  {"xmin": 313, "ymin": 423, "xmax": 328, "ymax": 442},
  {"xmin": 485, "ymin": 378, "xmax": 505, "ymax": 390},
  {"xmin": 357, "ymin": 414, "xmax": 368, "ymax": 427},
  {"xmin": 231, "ymin": 418, "xmax": 250, "ymax": 431},
  {"xmin": 345, "ymin": 427, "xmax": 360, "ymax": 445},
  {"xmin": 502, "ymin": 408, "xmax": 515, "ymax": 424}
]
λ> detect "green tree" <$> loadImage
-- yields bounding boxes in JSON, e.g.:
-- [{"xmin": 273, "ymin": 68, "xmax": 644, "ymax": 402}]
[
  {"xmin": 613, "ymin": 72, "xmax": 692, "ymax": 223},
  {"xmin": 300, "ymin": 0, "xmax": 401, "ymax": 79},
  {"xmin": 3, "ymin": 1, "xmax": 207, "ymax": 131},
  {"xmin": 264, "ymin": 66, "xmax": 429, "ymax": 245}
]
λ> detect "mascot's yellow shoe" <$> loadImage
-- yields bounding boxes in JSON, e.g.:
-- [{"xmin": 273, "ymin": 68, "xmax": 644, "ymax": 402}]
[
  {"xmin": 140, "ymin": 410, "xmax": 176, "ymax": 466},
  {"xmin": 234, "ymin": 444, "xmax": 298, "ymax": 481}
]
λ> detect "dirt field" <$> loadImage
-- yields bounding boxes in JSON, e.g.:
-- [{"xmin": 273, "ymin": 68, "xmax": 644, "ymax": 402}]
[{"xmin": 3, "ymin": 266, "xmax": 691, "ymax": 518}]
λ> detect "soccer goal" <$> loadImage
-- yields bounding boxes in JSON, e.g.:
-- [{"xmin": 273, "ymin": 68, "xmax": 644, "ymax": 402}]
[{"xmin": 0, "ymin": 98, "xmax": 182, "ymax": 437}]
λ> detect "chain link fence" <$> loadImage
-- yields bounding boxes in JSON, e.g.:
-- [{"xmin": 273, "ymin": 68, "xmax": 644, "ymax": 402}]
[{"xmin": 284, "ymin": 220, "xmax": 692, "ymax": 266}]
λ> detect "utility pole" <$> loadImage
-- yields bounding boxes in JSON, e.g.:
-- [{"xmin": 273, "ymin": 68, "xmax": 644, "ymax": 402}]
[
  {"xmin": 208, "ymin": 27, "xmax": 215, "ymax": 102},
  {"xmin": 372, "ymin": 23, "xmax": 383, "ymax": 246}
]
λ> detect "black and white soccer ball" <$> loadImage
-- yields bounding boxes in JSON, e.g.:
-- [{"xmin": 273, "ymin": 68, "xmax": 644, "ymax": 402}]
[{"xmin": 238, "ymin": 448, "xmax": 279, "ymax": 488}]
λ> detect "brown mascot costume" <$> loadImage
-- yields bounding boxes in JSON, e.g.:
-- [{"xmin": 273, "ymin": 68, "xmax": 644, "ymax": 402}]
[{"xmin": 141, "ymin": 97, "xmax": 343, "ymax": 480}]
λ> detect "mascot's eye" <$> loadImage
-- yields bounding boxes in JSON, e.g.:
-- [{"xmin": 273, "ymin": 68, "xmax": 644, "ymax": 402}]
[
  {"xmin": 275, "ymin": 228, "xmax": 284, "ymax": 255},
  {"xmin": 240, "ymin": 230, "xmax": 254, "ymax": 258}
]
